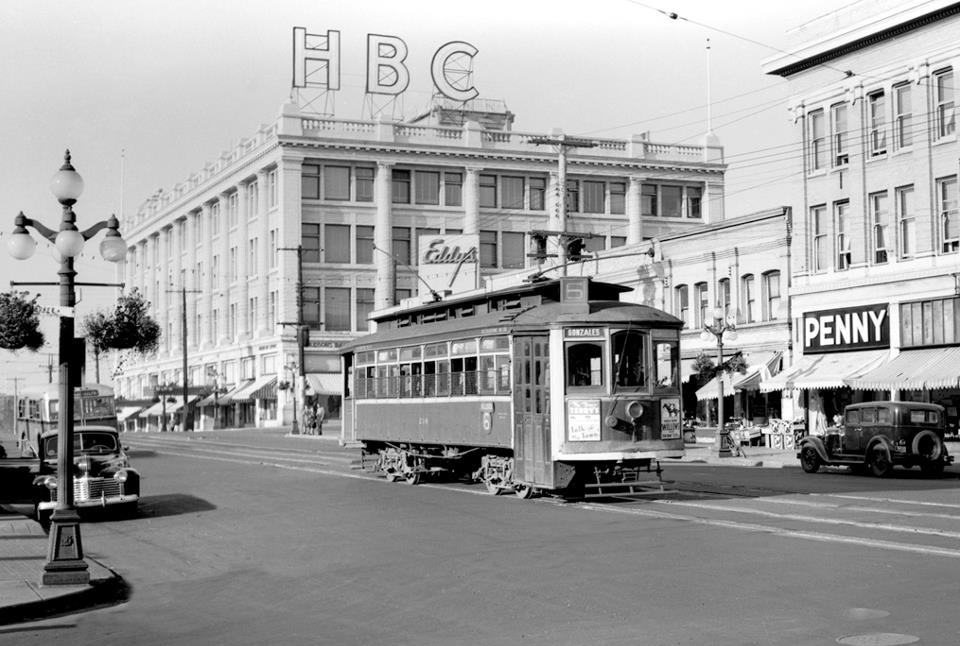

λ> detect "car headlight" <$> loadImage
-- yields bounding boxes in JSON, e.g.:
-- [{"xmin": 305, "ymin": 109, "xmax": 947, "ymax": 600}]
[
  {"xmin": 113, "ymin": 470, "xmax": 129, "ymax": 483},
  {"xmin": 42, "ymin": 476, "xmax": 58, "ymax": 490},
  {"xmin": 77, "ymin": 455, "xmax": 92, "ymax": 473}
]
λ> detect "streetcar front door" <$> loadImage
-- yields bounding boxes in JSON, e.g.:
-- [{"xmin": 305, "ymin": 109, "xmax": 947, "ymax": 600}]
[{"xmin": 512, "ymin": 335, "xmax": 552, "ymax": 488}]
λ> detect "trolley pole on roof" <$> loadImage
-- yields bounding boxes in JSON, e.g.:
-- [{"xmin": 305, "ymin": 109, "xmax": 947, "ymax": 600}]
[{"xmin": 528, "ymin": 133, "xmax": 597, "ymax": 276}]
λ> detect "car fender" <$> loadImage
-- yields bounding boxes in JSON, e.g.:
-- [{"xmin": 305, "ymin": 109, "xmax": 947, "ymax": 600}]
[
  {"xmin": 797, "ymin": 436, "xmax": 829, "ymax": 462},
  {"xmin": 865, "ymin": 436, "xmax": 894, "ymax": 462},
  {"xmin": 911, "ymin": 430, "xmax": 943, "ymax": 461}
]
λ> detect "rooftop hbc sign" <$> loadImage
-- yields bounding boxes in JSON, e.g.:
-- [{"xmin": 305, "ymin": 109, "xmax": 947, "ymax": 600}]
[
  {"xmin": 803, "ymin": 304, "xmax": 889, "ymax": 353},
  {"xmin": 293, "ymin": 27, "xmax": 479, "ymax": 101}
]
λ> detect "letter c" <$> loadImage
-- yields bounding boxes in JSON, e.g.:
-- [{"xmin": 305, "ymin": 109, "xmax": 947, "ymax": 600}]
[{"xmin": 431, "ymin": 41, "xmax": 479, "ymax": 102}]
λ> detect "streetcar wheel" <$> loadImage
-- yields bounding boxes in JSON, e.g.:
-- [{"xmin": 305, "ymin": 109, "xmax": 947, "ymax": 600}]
[
  {"xmin": 514, "ymin": 484, "xmax": 535, "ymax": 499},
  {"xmin": 384, "ymin": 471, "xmax": 400, "ymax": 483},
  {"xmin": 868, "ymin": 446, "xmax": 893, "ymax": 478},
  {"xmin": 484, "ymin": 480, "xmax": 502, "ymax": 495},
  {"xmin": 404, "ymin": 470, "xmax": 422, "ymax": 485},
  {"xmin": 799, "ymin": 446, "xmax": 821, "ymax": 474}
]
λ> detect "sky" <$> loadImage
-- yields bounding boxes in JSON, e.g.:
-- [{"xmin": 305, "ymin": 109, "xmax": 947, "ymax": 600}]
[{"xmin": 0, "ymin": 0, "xmax": 844, "ymax": 388}]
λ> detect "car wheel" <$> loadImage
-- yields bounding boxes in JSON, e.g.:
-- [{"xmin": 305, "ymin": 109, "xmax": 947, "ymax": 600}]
[
  {"xmin": 799, "ymin": 446, "xmax": 821, "ymax": 474},
  {"xmin": 868, "ymin": 446, "xmax": 893, "ymax": 477}
]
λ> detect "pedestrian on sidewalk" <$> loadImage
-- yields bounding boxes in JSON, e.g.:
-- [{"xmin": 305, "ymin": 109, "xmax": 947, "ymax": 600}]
[{"xmin": 315, "ymin": 404, "xmax": 325, "ymax": 435}]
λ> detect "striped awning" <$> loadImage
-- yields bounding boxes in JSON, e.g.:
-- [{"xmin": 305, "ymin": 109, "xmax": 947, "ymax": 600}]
[
  {"xmin": 117, "ymin": 406, "xmax": 144, "ymax": 422},
  {"xmin": 305, "ymin": 373, "xmax": 341, "ymax": 395},
  {"xmin": 695, "ymin": 351, "xmax": 781, "ymax": 401},
  {"xmin": 231, "ymin": 376, "xmax": 278, "ymax": 401},
  {"xmin": 848, "ymin": 347, "xmax": 960, "ymax": 391},
  {"xmin": 760, "ymin": 350, "xmax": 888, "ymax": 392}
]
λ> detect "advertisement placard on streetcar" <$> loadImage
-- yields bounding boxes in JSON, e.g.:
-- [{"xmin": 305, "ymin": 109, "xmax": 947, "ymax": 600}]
[
  {"xmin": 660, "ymin": 398, "xmax": 682, "ymax": 439},
  {"xmin": 567, "ymin": 399, "xmax": 601, "ymax": 441}
]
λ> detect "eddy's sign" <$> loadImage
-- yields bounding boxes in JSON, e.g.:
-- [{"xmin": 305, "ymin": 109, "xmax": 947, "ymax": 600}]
[
  {"xmin": 418, "ymin": 234, "xmax": 479, "ymax": 297},
  {"xmin": 293, "ymin": 27, "xmax": 479, "ymax": 102},
  {"xmin": 803, "ymin": 304, "xmax": 889, "ymax": 353}
]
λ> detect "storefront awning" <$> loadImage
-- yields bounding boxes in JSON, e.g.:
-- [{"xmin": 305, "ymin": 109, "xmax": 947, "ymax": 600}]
[
  {"xmin": 231, "ymin": 376, "xmax": 278, "ymax": 402},
  {"xmin": 117, "ymin": 406, "xmax": 144, "ymax": 422},
  {"xmin": 847, "ymin": 347, "xmax": 960, "ymax": 391},
  {"xmin": 305, "ymin": 373, "xmax": 341, "ymax": 396},
  {"xmin": 142, "ymin": 396, "xmax": 196, "ymax": 416},
  {"xmin": 695, "ymin": 351, "xmax": 781, "ymax": 401},
  {"xmin": 760, "ymin": 349, "xmax": 888, "ymax": 392},
  {"xmin": 166, "ymin": 395, "xmax": 199, "ymax": 413},
  {"xmin": 218, "ymin": 382, "xmax": 250, "ymax": 405}
]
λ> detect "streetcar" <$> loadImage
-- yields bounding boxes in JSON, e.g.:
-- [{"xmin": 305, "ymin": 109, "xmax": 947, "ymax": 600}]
[{"xmin": 340, "ymin": 276, "xmax": 685, "ymax": 499}]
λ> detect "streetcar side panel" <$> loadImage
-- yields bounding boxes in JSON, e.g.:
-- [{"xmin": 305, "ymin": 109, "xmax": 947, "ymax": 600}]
[{"xmin": 353, "ymin": 399, "xmax": 512, "ymax": 448}]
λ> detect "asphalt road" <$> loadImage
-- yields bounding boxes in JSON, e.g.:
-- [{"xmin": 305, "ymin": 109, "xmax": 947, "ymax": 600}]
[{"xmin": 3, "ymin": 431, "xmax": 959, "ymax": 646}]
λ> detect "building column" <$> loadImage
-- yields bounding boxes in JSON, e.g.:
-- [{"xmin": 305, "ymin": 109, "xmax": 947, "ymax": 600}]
[
  {"xmin": 219, "ymin": 192, "xmax": 231, "ymax": 345},
  {"xmin": 374, "ymin": 161, "xmax": 395, "ymax": 311},
  {"xmin": 237, "ymin": 182, "xmax": 250, "ymax": 339},
  {"xmin": 157, "ymin": 229, "xmax": 170, "ymax": 356},
  {"xmin": 202, "ymin": 202, "xmax": 214, "ymax": 348},
  {"xmin": 186, "ymin": 211, "xmax": 199, "ymax": 351},
  {"xmin": 257, "ymin": 169, "xmax": 271, "ymax": 337},
  {"xmin": 463, "ymin": 166, "xmax": 481, "ymax": 235},
  {"xmin": 626, "ymin": 176, "xmax": 643, "ymax": 245}
]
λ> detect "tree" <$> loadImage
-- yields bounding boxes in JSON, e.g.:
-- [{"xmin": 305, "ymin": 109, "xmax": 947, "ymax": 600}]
[
  {"xmin": 81, "ymin": 289, "xmax": 161, "ymax": 381},
  {"xmin": 0, "ymin": 291, "xmax": 44, "ymax": 351}
]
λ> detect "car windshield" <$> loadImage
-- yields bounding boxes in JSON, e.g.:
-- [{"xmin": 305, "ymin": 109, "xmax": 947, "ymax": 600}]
[{"xmin": 42, "ymin": 431, "xmax": 119, "ymax": 458}]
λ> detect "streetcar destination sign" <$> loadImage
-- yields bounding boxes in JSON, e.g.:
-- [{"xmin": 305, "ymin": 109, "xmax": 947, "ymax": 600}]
[
  {"xmin": 803, "ymin": 304, "xmax": 889, "ymax": 353},
  {"xmin": 564, "ymin": 328, "xmax": 603, "ymax": 338}
]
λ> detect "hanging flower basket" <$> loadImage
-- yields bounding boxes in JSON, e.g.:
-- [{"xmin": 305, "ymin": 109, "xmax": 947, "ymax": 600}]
[
  {"xmin": 81, "ymin": 288, "xmax": 160, "ymax": 354},
  {"xmin": 0, "ymin": 291, "xmax": 44, "ymax": 351}
]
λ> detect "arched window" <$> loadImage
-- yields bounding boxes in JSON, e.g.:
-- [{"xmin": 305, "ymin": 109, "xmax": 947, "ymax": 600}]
[
  {"xmin": 741, "ymin": 274, "xmax": 756, "ymax": 324},
  {"xmin": 675, "ymin": 284, "xmax": 689, "ymax": 327}
]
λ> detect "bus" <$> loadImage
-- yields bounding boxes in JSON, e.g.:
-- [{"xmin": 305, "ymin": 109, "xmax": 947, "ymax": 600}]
[
  {"xmin": 340, "ymin": 276, "xmax": 685, "ymax": 499},
  {"xmin": 16, "ymin": 383, "xmax": 118, "ymax": 451}
]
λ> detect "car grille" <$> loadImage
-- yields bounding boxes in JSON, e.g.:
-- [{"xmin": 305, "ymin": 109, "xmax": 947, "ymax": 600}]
[{"xmin": 74, "ymin": 476, "xmax": 122, "ymax": 501}]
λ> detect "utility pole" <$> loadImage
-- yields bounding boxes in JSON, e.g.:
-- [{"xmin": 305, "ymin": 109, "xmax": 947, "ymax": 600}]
[
  {"xmin": 165, "ymin": 284, "xmax": 202, "ymax": 431},
  {"xmin": 278, "ymin": 245, "xmax": 305, "ymax": 434},
  {"xmin": 39, "ymin": 353, "xmax": 55, "ymax": 383},
  {"xmin": 8, "ymin": 377, "xmax": 23, "ymax": 449},
  {"xmin": 528, "ymin": 134, "xmax": 597, "ymax": 276}
]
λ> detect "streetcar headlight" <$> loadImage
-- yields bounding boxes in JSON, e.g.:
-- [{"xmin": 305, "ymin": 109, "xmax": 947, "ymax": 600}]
[{"xmin": 625, "ymin": 400, "xmax": 644, "ymax": 420}]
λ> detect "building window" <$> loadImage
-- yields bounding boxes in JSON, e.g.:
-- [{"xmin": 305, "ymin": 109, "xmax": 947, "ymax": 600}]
[
  {"xmin": 611, "ymin": 236, "xmax": 626, "ymax": 248},
  {"xmin": 268, "ymin": 291, "xmax": 277, "ymax": 328},
  {"xmin": 694, "ymin": 282, "xmax": 708, "ymax": 328},
  {"xmin": 391, "ymin": 169, "xmax": 411, "ymax": 204},
  {"xmin": 870, "ymin": 191, "xmax": 889, "ymax": 264},
  {"xmin": 444, "ymin": 172, "xmax": 462, "ymax": 206},
  {"xmin": 897, "ymin": 185, "xmax": 915, "ymax": 258},
  {"xmin": 356, "ymin": 167, "xmax": 374, "ymax": 202},
  {"xmin": 641, "ymin": 184, "xmax": 657, "ymax": 216},
  {"xmin": 325, "ymin": 224, "xmax": 351, "ymax": 263},
  {"xmin": 831, "ymin": 103, "xmax": 848, "ymax": 167},
  {"xmin": 529, "ymin": 177, "xmax": 546, "ymax": 211},
  {"xmin": 935, "ymin": 68, "xmax": 956, "ymax": 140},
  {"xmin": 836, "ymin": 201, "xmax": 851, "ymax": 270},
  {"xmin": 812, "ymin": 205, "xmax": 828, "ymax": 272},
  {"xmin": 356, "ymin": 225, "xmax": 374, "ymax": 264},
  {"xmin": 248, "ymin": 238, "xmax": 258, "ymax": 271},
  {"xmin": 356, "ymin": 288, "xmax": 375, "ymax": 331},
  {"xmin": 583, "ymin": 180, "xmax": 605, "ymax": 214},
  {"xmin": 229, "ymin": 303, "xmax": 238, "ymax": 338},
  {"xmin": 269, "ymin": 230, "xmax": 277, "ymax": 268},
  {"xmin": 247, "ymin": 297, "xmax": 257, "ymax": 333},
  {"xmin": 414, "ymin": 170, "xmax": 440, "ymax": 205},
  {"xmin": 210, "ymin": 201, "xmax": 220, "ymax": 236},
  {"xmin": 479, "ymin": 230, "xmax": 497, "ymax": 268},
  {"xmin": 393, "ymin": 227, "xmax": 411, "ymax": 265},
  {"xmin": 302, "ymin": 223, "xmax": 321, "ymax": 263},
  {"xmin": 246, "ymin": 181, "xmax": 258, "ymax": 219},
  {"xmin": 302, "ymin": 286, "xmax": 320, "ymax": 326},
  {"xmin": 939, "ymin": 176, "xmax": 959, "ymax": 253},
  {"xmin": 211, "ymin": 255, "xmax": 220, "ymax": 288},
  {"xmin": 324, "ymin": 165, "xmax": 350, "ymax": 200},
  {"xmin": 893, "ymin": 83, "xmax": 912, "ymax": 150},
  {"xmin": 229, "ymin": 246, "xmax": 238, "ymax": 283},
  {"xmin": 687, "ymin": 186, "xmax": 702, "ymax": 218},
  {"xmin": 325, "ymin": 287, "xmax": 351, "ymax": 331},
  {"xmin": 502, "ymin": 232, "xmax": 525, "ymax": 269},
  {"xmin": 868, "ymin": 91, "xmax": 887, "ymax": 156},
  {"xmin": 227, "ymin": 192, "xmax": 239, "ymax": 228},
  {"xmin": 661, "ymin": 185, "xmax": 682, "ymax": 217},
  {"xmin": 808, "ymin": 108, "xmax": 826, "ymax": 171},
  {"xmin": 741, "ymin": 274, "xmax": 756, "ymax": 324},
  {"xmin": 584, "ymin": 236, "xmax": 604, "ymax": 255},
  {"xmin": 479, "ymin": 174, "xmax": 497, "ymax": 208},
  {"xmin": 610, "ymin": 182, "xmax": 626, "ymax": 215},
  {"xmin": 565, "ymin": 179, "xmax": 579, "ymax": 213},
  {"xmin": 763, "ymin": 271, "xmax": 780, "ymax": 321},
  {"xmin": 717, "ymin": 277, "xmax": 731, "ymax": 315},
  {"xmin": 267, "ymin": 169, "xmax": 278, "ymax": 208},
  {"xmin": 501, "ymin": 176, "xmax": 524, "ymax": 209},
  {"xmin": 675, "ymin": 285, "xmax": 689, "ymax": 327}
]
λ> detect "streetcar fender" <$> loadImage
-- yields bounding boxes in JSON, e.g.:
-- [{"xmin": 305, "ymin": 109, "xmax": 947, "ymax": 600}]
[{"xmin": 797, "ymin": 436, "xmax": 829, "ymax": 463}]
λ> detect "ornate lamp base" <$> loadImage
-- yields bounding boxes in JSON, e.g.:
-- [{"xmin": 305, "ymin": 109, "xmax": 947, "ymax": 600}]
[{"xmin": 42, "ymin": 508, "xmax": 89, "ymax": 586}]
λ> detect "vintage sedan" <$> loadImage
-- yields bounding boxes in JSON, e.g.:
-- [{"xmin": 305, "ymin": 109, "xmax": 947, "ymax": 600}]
[
  {"xmin": 33, "ymin": 425, "xmax": 140, "ymax": 520},
  {"xmin": 798, "ymin": 401, "xmax": 953, "ymax": 477}
]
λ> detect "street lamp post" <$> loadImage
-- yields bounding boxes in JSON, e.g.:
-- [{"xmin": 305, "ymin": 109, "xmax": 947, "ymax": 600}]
[
  {"xmin": 699, "ymin": 307, "xmax": 737, "ymax": 458},
  {"xmin": 7, "ymin": 151, "xmax": 127, "ymax": 585}
]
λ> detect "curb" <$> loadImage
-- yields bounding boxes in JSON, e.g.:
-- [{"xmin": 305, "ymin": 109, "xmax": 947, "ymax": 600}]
[{"xmin": 0, "ymin": 557, "xmax": 128, "ymax": 626}]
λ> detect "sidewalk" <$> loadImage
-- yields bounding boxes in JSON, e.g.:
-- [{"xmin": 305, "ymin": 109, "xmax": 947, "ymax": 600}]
[{"xmin": 675, "ymin": 441, "xmax": 800, "ymax": 468}]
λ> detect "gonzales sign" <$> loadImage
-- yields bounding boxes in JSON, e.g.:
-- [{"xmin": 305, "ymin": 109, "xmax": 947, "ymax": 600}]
[{"xmin": 803, "ymin": 304, "xmax": 889, "ymax": 353}]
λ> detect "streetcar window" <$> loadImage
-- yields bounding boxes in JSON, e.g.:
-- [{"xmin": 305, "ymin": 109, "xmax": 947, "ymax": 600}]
[
  {"xmin": 451, "ymin": 339, "xmax": 478, "ymax": 356},
  {"xmin": 612, "ymin": 330, "xmax": 647, "ymax": 389},
  {"xmin": 567, "ymin": 342, "xmax": 603, "ymax": 388},
  {"xmin": 424, "ymin": 342, "xmax": 448, "ymax": 359},
  {"xmin": 654, "ymin": 340, "xmax": 679, "ymax": 389},
  {"xmin": 479, "ymin": 356, "xmax": 497, "ymax": 394},
  {"xmin": 498, "ymin": 356, "xmax": 511, "ymax": 392},
  {"xmin": 480, "ymin": 336, "xmax": 509, "ymax": 352}
]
